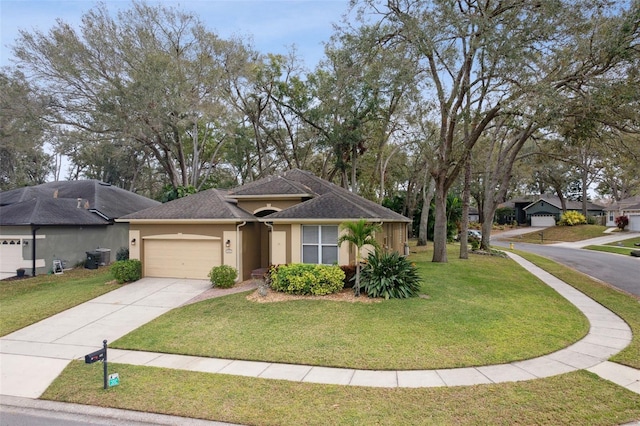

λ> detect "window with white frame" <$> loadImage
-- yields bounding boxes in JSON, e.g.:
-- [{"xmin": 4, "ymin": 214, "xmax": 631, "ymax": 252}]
[{"xmin": 302, "ymin": 225, "xmax": 338, "ymax": 264}]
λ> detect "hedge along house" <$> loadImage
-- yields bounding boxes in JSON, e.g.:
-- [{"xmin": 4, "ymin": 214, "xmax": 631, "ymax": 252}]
[
  {"xmin": 0, "ymin": 180, "xmax": 160, "ymax": 279},
  {"xmin": 120, "ymin": 169, "xmax": 411, "ymax": 281}
]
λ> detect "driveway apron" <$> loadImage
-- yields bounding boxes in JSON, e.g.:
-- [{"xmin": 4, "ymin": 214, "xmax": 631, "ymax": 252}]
[{"xmin": 0, "ymin": 278, "xmax": 210, "ymax": 398}]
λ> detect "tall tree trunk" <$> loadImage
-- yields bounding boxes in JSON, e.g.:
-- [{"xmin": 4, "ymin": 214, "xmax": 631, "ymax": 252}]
[
  {"xmin": 418, "ymin": 176, "xmax": 435, "ymax": 246},
  {"xmin": 460, "ymin": 156, "xmax": 471, "ymax": 259},
  {"xmin": 432, "ymin": 175, "xmax": 448, "ymax": 263}
]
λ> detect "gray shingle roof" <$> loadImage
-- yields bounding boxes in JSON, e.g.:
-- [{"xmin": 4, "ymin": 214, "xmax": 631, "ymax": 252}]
[
  {"xmin": 0, "ymin": 198, "xmax": 108, "ymax": 226},
  {"xmin": 0, "ymin": 180, "xmax": 160, "ymax": 220},
  {"xmin": 230, "ymin": 176, "xmax": 313, "ymax": 197},
  {"xmin": 121, "ymin": 189, "xmax": 256, "ymax": 220},
  {"xmin": 116, "ymin": 169, "xmax": 410, "ymax": 223},
  {"xmin": 523, "ymin": 195, "xmax": 604, "ymax": 212}
]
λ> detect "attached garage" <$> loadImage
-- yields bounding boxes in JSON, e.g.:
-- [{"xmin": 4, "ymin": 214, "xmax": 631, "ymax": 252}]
[
  {"xmin": 531, "ymin": 214, "xmax": 556, "ymax": 227},
  {"xmin": 0, "ymin": 239, "xmax": 24, "ymax": 279},
  {"xmin": 629, "ymin": 214, "xmax": 640, "ymax": 231},
  {"xmin": 143, "ymin": 235, "xmax": 221, "ymax": 279}
]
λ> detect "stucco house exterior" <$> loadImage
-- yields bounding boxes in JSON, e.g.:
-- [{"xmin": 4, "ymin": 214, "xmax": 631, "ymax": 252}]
[
  {"xmin": 604, "ymin": 195, "xmax": 640, "ymax": 231},
  {"xmin": 523, "ymin": 195, "xmax": 604, "ymax": 227},
  {"xmin": 120, "ymin": 169, "xmax": 411, "ymax": 281},
  {"xmin": 0, "ymin": 180, "xmax": 160, "ymax": 278}
]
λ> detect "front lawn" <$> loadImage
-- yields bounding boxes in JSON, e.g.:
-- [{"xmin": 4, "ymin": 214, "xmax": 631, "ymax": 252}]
[
  {"xmin": 0, "ymin": 268, "xmax": 116, "ymax": 336},
  {"xmin": 515, "ymin": 250, "xmax": 640, "ymax": 369},
  {"xmin": 506, "ymin": 224, "xmax": 607, "ymax": 244},
  {"xmin": 40, "ymin": 246, "xmax": 640, "ymax": 425},
  {"xmin": 43, "ymin": 362, "xmax": 640, "ymax": 425},
  {"xmin": 112, "ymin": 247, "xmax": 588, "ymax": 370}
]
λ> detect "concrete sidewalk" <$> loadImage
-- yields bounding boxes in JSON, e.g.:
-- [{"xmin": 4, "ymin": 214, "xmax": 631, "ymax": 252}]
[
  {"xmin": 1, "ymin": 254, "xmax": 639, "ymax": 402},
  {"xmin": 550, "ymin": 231, "xmax": 640, "ymax": 249}
]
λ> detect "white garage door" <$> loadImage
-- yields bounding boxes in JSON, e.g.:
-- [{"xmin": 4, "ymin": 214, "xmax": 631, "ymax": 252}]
[
  {"xmin": 531, "ymin": 215, "xmax": 556, "ymax": 227},
  {"xmin": 0, "ymin": 239, "xmax": 24, "ymax": 279},
  {"xmin": 144, "ymin": 238, "xmax": 221, "ymax": 279},
  {"xmin": 629, "ymin": 215, "xmax": 640, "ymax": 231}
]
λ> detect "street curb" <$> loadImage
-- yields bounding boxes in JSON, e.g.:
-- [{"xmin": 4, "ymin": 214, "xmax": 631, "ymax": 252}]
[{"xmin": 0, "ymin": 395, "xmax": 237, "ymax": 425}]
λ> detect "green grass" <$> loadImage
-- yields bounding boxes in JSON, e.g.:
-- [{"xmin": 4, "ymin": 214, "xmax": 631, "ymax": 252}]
[
  {"xmin": 111, "ymin": 247, "xmax": 588, "ymax": 370},
  {"xmin": 585, "ymin": 236, "xmax": 640, "ymax": 255},
  {"xmin": 0, "ymin": 268, "xmax": 117, "ymax": 336},
  {"xmin": 42, "ymin": 361, "xmax": 640, "ymax": 425},
  {"xmin": 514, "ymin": 250, "xmax": 640, "ymax": 369},
  {"xmin": 39, "ymin": 245, "xmax": 640, "ymax": 424},
  {"xmin": 584, "ymin": 245, "xmax": 636, "ymax": 255},
  {"xmin": 506, "ymin": 225, "xmax": 607, "ymax": 244}
]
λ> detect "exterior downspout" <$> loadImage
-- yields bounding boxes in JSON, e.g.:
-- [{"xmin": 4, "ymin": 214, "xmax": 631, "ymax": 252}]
[
  {"xmin": 31, "ymin": 225, "xmax": 39, "ymax": 277},
  {"xmin": 264, "ymin": 221, "xmax": 274, "ymax": 265},
  {"xmin": 236, "ymin": 221, "xmax": 246, "ymax": 281}
]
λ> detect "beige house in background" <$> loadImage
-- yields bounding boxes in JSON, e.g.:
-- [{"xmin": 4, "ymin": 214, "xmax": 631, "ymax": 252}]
[{"xmin": 120, "ymin": 169, "xmax": 411, "ymax": 280}]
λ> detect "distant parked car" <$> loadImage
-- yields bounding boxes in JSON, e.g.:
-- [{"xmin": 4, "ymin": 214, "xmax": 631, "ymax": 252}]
[{"xmin": 455, "ymin": 230, "xmax": 482, "ymax": 241}]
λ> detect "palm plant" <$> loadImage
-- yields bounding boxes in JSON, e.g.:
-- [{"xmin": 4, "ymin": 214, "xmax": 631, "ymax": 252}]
[{"xmin": 337, "ymin": 219, "xmax": 382, "ymax": 296}]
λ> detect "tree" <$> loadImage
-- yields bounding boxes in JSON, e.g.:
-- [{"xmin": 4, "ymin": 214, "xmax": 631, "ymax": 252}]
[
  {"xmin": 337, "ymin": 219, "xmax": 382, "ymax": 297},
  {"xmin": 0, "ymin": 69, "xmax": 52, "ymax": 189},
  {"xmin": 355, "ymin": 0, "xmax": 639, "ymax": 262},
  {"xmin": 12, "ymin": 1, "xmax": 252, "ymax": 191}
]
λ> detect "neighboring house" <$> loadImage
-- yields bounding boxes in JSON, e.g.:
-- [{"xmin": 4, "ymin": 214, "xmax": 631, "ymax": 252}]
[
  {"xmin": 497, "ymin": 196, "xmax": 537, "ymax": 225},
  {"xmin": 0, "ymin": 181, "xmax": 160, "ymax": 278},
  {"xmin": 120, "ymin": 169, "xmax": 411, "ymax": 281},
  {"xmin": 468, "ymin": 207, "xmax": 480, "ymax": 223},
  {"xmin": 523, "ymin": 195, "xmax": 604, "ymax": 227},
  {"xmin": 604, "ymin": 195, "xmax": 640, "ymax": 231}
]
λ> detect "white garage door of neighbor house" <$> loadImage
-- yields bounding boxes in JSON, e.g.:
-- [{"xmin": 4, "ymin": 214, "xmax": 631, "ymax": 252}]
[
  {"xmin": 531, "ymin": 215, "xmax": 556, "ymax": 227},
  {"xmin": 0, "ymin": 239, "xmax": 23, "ymax": 279},
  {"xmin": 144, "ymin": 239, "xmax": 221, "ymax": 279},
  {"xmin": 629, "ymin": 215, "xmax": 640, "ymax": 231}
]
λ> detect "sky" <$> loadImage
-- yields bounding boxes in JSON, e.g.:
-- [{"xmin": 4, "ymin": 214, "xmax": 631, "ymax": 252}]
[{"xmin": 0, "ymin": 0, "xmax": 353, "ymax": 69}]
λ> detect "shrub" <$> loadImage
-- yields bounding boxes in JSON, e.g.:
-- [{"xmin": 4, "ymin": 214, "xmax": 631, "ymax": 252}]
[
  {"xmin": 270, "ymin": 264, "xmax": 345, "ymax": 296},
  {"xmin": 340, "ymin": 264, "xmax": 357, "ymax": 288},
  {"xmin": 558, "ymin": 211, "xmax": 587, "ymax": 226},
  {"xmin": 116, "ymin": 247, "xmax": 129, "ymax": 261},
  {"xmin": 615, "ymin": 215, "xmax": 629, "ymax": 230},
  {"xmin": 111, "ymin": 260, "xmax": 142, "ymax": 284},
  {"xmin": 208, "ymin": 265, "xmax": 237, "ymax": 288},
  {"xmin": 360, "ymin": 251, "xmax": 422, "ymax": 299}
]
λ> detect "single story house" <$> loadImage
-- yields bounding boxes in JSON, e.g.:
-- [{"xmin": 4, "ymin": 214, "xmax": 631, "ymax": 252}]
[
  {"xmin": 120, "ymin": 169, "xmax": 411, "ymax": 281},
  {"xmin": 604, "ymin": 195, "xmax": 640, "ymax": 231},
  {"xmin": 0, "ymin": 180, "xmax": 160, "ymax": 278},
  {"xmin": 523, "ymin": 195, "xmax": 604, "ymax": 227}
]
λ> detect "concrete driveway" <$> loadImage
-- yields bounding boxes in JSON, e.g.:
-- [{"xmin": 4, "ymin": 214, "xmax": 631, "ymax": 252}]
[{"xmin": 0, "ymin": 277, "xmax": 210, "ymax": 398}]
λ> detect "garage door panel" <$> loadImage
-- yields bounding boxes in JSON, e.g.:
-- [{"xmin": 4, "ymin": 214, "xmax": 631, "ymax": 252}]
[
  {"xmin": 629, "ymin": 215, "xmax": 640, "ymax": 231},
  {"xmin": 531, "ymin": 215, "xmax": 556, "ymax": 227},
  {"xmin": 144, "ymin": 239, "xmax": 221, "ymax": 279}
]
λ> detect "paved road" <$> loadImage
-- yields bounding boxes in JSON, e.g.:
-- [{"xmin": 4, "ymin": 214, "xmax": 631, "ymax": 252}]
[{"xmin": 493, "ymin": 234, "xmax": 640, "ymax": 297}]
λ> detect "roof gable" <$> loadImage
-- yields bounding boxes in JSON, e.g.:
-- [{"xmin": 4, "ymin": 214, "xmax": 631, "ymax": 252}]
[{"xmin": 121, "ymin": 189, "xmax": 255, "ymax": 221}]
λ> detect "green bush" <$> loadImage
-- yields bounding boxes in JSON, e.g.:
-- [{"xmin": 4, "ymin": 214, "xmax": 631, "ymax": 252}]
[
  {"xmin": 111, "ymin": 259, "xmax": 142, "ymax": 284},
  {"xmin": 558, "ymin": 211, "xmax": 587, "ymax": 226},
  {"xmin": 116, "ymin": 247, "xmax": 129, "ymax": 261},
  {"xmin": 208, "ymin": 265, "xmax": 237, "ymax": 288},
  {"xmin": 270, "ymin": 264, "xmax": 345, "ymax": 296},
  {"xmin": 340, "ymin": 264, "xmax": 357, "ymax": 288},
  {"xmin": 360, "ymin": 251, "xmax": 422, "ymax": 299}
]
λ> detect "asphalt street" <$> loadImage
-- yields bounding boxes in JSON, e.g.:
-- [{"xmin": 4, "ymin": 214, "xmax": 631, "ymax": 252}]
[{"xmin": 493, "ymin": 237, "xmax": 640, "ymax": 297}]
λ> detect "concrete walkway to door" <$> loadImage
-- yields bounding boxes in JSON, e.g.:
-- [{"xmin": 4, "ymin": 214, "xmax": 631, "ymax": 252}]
[{"xmin": 0, "ymin": 277, "xmax": 212, "ymax": 398}]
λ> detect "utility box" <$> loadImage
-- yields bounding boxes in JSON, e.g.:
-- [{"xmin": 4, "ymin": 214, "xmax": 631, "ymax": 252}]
[
  {"xmin": 85, "ymin": 251, "xmax": 100, "ymax": 269},
  {"xmin": 95, "ymin": 248, "xmax": 111, "ymax": 266}
]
